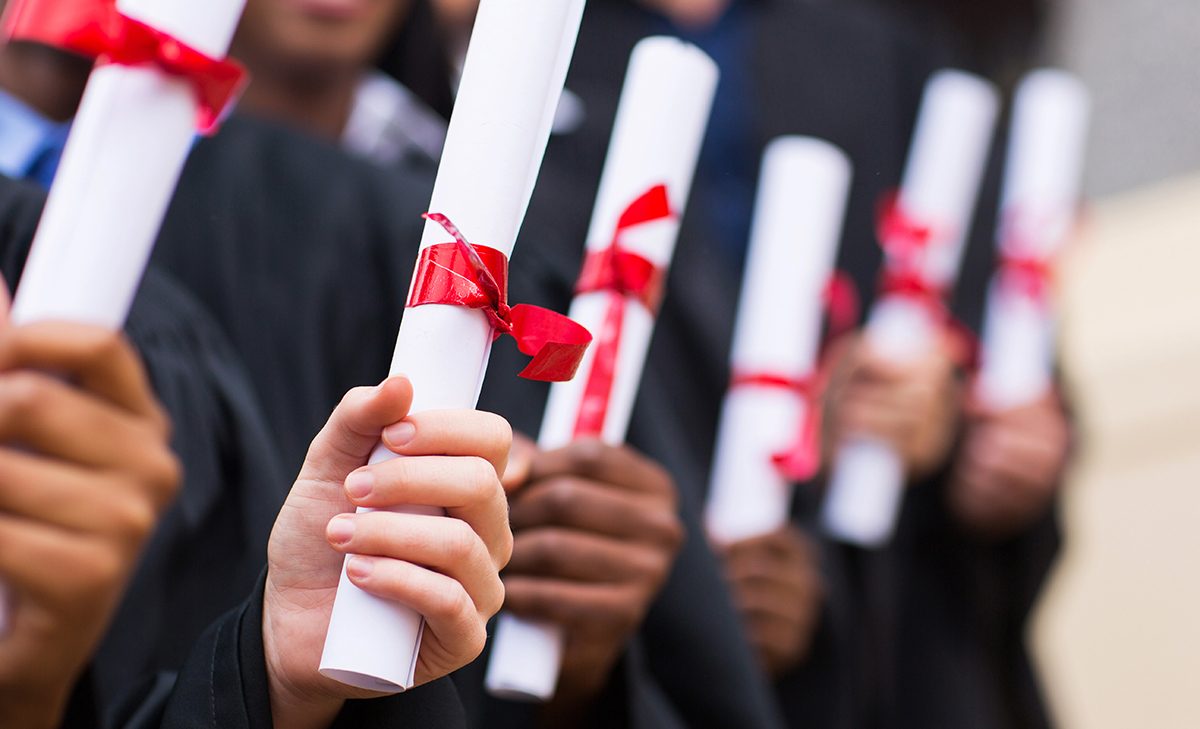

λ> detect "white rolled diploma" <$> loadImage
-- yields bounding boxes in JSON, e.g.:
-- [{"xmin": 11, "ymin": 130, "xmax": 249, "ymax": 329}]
[
  {"xmin": 821, "ymin": 70, "xmax": 1000, "ymax": 547},
  {"xmin": 976, "ymin": 70, "xmax": 1089, "ymax": 411},
  {"xmin": 2, "ymin": 0, "xmax": 245, "ymax": 633},
  {"xmin": 318, "ymin": 0, "xmax": 587, "ymax": 692},
  {"xmin": 485, "ymin": 37, "xmax": 719, "ymax": 703},
  {"xmin": 704, "ymin": 137, "xmax": 852, "ymax": 546}
]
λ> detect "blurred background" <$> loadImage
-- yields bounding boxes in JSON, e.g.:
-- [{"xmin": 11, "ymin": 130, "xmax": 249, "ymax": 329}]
[
  {"xmin": 1035, "ymin": 0, "xmax": 1200, "ymax": 726},
  {"xmin": 863, "ymin": 0, "xmax": 1200, "ymax": 725},
  {"xmin": 852, "ymin": 0, "xmax": 1200, "ymax": 725}
]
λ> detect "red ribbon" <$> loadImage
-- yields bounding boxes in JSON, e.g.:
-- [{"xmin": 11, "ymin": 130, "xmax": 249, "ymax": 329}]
[
  {"xmin": 995, "ymin": 209, "xmax": 1063, "ymax": 304},
  {"xmin": 875, "ymin": 189, "xmax": 951, "ymax": 319},
  {"xmin": 570, "ymin": 184, "xmax": 674, "ymax": 438},
  {"xmin": 409, "ymin": 214, "xmax": 592, "ymax": 382},
  {"xmin": 730, "ymin": 371, "xmax": 823, "ymax": 483},
  {"xmin": 1, "ymin": 0, "xmax": 248, "ymax": 134},
  {"xmin": 997, "ymin": 252, "xmax": 1054, "ymax": 303}
]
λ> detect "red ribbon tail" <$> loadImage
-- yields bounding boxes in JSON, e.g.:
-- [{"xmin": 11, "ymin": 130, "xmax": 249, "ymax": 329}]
[
  {"xmin": 772, "ymin": 408, "xmax": 822, "ymax": 483},
  {"xmin": 509, "ymin": 304, "xmax": 593, "ymax": 382}
]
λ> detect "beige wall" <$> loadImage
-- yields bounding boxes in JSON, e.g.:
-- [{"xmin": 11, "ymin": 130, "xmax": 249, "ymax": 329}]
[{"xmin": 1032, "ymin": 173, "xmax": 1200, "ymax": 729}]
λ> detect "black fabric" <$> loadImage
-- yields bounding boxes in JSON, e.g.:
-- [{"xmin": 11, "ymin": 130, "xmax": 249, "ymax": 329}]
[
  {"xmin": 152, "ymin": 115, "xmax": 432, "ymax": 476},
  {"xmin": 476, "ymin": 2, "xmax": 1057, "ymax": 729},
  {"xmin": 0, "ymin": 174, "xmax": 291, "ymax": 724},
  {"xmin": 0, "ymin": 153, "xmax": 466, "ymax": 726},
  {"xmin": 115, "ymin": 574, "xmax": 466, "ymax": 729},
  {"xmin": 151, "ymin": 115, "xmax": 712, "ymax": 729}
]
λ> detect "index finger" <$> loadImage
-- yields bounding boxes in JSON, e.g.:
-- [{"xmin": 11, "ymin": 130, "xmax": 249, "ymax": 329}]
[
  {"xmin": 0, "ymin": 322, "xmax": 165, "ymax": 428},
  {"xmin": 529, "ymin": 439, "xmax": 675, "ymax": 499},
  {"xmin": 381, "ymin": 409, "xmax": 512, "ymax": 478}
]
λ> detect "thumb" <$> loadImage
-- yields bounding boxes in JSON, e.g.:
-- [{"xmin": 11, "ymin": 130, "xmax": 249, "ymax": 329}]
[{"xmin": 298, "ymin": 375, "xmax": 414, "ymax": 483}]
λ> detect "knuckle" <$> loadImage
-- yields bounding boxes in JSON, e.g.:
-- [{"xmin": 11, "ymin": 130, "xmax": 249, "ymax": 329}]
[
  {"xmin": 466, "ymin": 456, "xmax": 498, "ymax": 491},
  {"xmin": 566, "ymin": 439, "xmax": 606, "ymax": 478},
  {"xmin": 479, "ymin": 574, "xmax": 506, "ymax": 618},
  {"xmin": 114, "ymin": 495, "xmax": 158, "ymax": 544},
  {"xmin": 485, "ymin": 414, "xmax": 513, "ymax": 454},
  {"xmin": 442, "ymin": 519, "xmax": 480, "ymax": 563},
  {"xmin": 0, "ymin": 372, "xmax": 47, "ymax": 420},
  {"xmin": 541, "ymin": 478, "xmax": 580, "ymax": 523}
]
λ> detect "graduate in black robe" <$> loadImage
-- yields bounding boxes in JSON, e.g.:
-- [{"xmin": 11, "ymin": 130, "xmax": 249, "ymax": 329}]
[
  {"xmin": 0, "ymin": 163, "xmax": 505, "ymax": 728},
  {"xmin": 472, "ymin": 1, "xmax": 1063, "ymax": 729}
]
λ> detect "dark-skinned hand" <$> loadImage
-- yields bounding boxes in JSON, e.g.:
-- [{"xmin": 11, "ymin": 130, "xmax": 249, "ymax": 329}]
[
  {"xmin": 719, "ymin": 525, "xmax": 824, "ymax": 678},
  {"xmin": 948, "ymin": 390, "xmax": 1070, "ymax": 540},
  {"xmin": 823, "ymin": 330, "xmax": 963, "ymax": 482},
  {"xmin": 501, "ymin": 434, "xmax": 684, "ymax": 727},
  {"xmin": 0, "ymin": 292, "xmax": 180, "ymax": 729}
]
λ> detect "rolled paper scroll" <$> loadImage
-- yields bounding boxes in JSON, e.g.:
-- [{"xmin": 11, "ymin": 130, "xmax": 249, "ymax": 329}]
[
  {"xmin": 976, "ymin": 70, "xmax": 1089, "ymax": 411},
  {"xmin": 821, "ymin": 70, "xmax": 1000, "ymax": 547},
  {"xmin": 485, "ymin": 36, "xmax": 719, "ymax": 703},
  {"xmin": 319, "ymin": 0, "xmax": 589, "ymax": 693},
  {"xmin": 704, "ymin": 137, "xmax": 852, "ymax": 546},
  {"xmin": 0, "ymin": 0, "xmax": 247, "ymax": 633}
]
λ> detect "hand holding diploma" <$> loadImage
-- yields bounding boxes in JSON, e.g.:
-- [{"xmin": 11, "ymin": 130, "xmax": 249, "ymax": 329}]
[
  {"xmin": 0, "ymin": 0, "xmax": 247, "ymax": 635},
  {"xmin": 495, "ymin": 435, "xmax": 684, "ymax": 722},
  {"xmin": 949, "ymin": 70, "xmax": 1088, "ymax": 539},
  {"xmin": 821, "ymin": 70, "xmax": 1000, "ymax": 547},
  {"xmin": 485, "ymin": 36, "xmax": 718, "ymax": 703},
  {"xmin": 319, "ymin": 0, "xmax": 591, "ymax": 692},
  {"xmin": 263, "ymin": 379, "xmax": 513, "ymax": 727},
  {"xmin": 0, "ymin": 285, "xmax": 180, "ymax": 729}
]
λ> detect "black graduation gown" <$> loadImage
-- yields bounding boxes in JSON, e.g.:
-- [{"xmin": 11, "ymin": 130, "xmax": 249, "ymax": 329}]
[
  {"xmin": 476, "ymin": 2, "xmax": 1058, "ymax": 729},
  {"xmin": 152, "ymin": 112, "xmax": 757, "ymax": 729},
  {"xmin": 0, "ymin": 170, "xmax": 467, "ymax": 727}
]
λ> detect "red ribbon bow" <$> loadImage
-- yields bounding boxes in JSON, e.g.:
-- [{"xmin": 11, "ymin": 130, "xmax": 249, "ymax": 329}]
[
  {"xmin": 724, "ymin": 270, "xmax": 860, "ymax": 484},
  {"xmin": 995, "ymin": 209, "xmax": 1062, "ymax": 304},
  {"xmin": 997, "ymin": 252, "xmax": 1055, "ymax": 303},
  {"xmin": 1, "ymin": 0, "xmax": 248, "ymax": 134},
  {"xmin": 571, "ymin": 184, "xmax": 674, "ymax": 438},
  {"xmin": 408, "ymin": 214, "xmax": 592, "ymax": 382},
  {"xmin": 875, "ymin": 189, "xmax": 950, "ymax": 319},
  {"xmin": 730, "ymin": 371, "xmax": 823, "ymax": 483}
]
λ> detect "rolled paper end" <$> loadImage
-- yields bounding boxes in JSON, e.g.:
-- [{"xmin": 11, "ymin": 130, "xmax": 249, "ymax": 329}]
[
  {"xmin": 510, "ymin": 304, "xmax": 593, "ymax": 382},
  {"xmin": 319, "ymin": 548, "xmax": 425, "ymax": 692},
  {"xmin": 484, "ymin": 612, "xmax": 566, "ymax": 702},
  {"xmin": 821, "ymin": 437, "xmax": 906, "ymax": 547}
]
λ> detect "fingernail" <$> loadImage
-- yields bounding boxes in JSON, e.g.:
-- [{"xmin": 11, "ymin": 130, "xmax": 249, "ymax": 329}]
[
  {"xmin": 347, "ymin": 556, "xmax": 374, "ymax": 580},
  {"xmin": 328, "ymin": 516, "xmax": 355, "ymax": 544},
  {"xmin": 345, "ymin": 470, "xmax": 374, "ymax": 500},
  {"xmin": 383, "ymin": 420, "xmax": 416, "ymax": 447}
]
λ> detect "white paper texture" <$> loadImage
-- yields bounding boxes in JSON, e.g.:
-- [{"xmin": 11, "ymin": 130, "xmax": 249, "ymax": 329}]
[
  {"xmin": 0, "ymin": 0, "xmax": 245, "ymax": 635},
  {"xmin": 822, "ymin": 70, "xmax": 1000, "ymax": 547},
  {"xmin": 976, "ymin": 70, "xmax": 1089, "ymax": 411},
  {"xmin": 703, "ymin": 137, "xmax": 852, "ymax": 545},
  {"xmin": 485, "ymin": 37, "xmax": 718, "ymax": 702},
  {"xmin": 319, "ymin": 0, "xmax": 587, "ymax": 692}
]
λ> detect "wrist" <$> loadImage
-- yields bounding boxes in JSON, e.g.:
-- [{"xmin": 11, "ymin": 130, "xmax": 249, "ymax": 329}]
[
  {"xmin": 0, "ymin": 686, "xmax": 70, "ymax": 729},
  {"xmin": 262, "ymin": 601, "xmax": 343, "ymax": 729}
]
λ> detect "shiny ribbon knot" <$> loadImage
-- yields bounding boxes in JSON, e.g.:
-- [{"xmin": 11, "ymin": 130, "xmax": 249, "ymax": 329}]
[
  {"xmin": 730, "ymin": 371, "xmax": 823, "ymax": 483},
  {"xmin": 875, "ymin": 189, "xmax": 950, "ymax": 319},
  {"xmin": 1, "ymin": 0, "xmax": 248, "ymax": 134},
  {"xmin": 409, "ymin": 213, "xmax": 592, "ymax": 382},
  {"xmin": 997, "ymin": 252, "xmax": 1055, "ymax": 304},
  {"xmin": 995, "ymin": 209, "xmax": 1064, "ymax": 305},
  {"xmin": 571, "ymin": 184, "xmax": 674, "ymax": 438}
]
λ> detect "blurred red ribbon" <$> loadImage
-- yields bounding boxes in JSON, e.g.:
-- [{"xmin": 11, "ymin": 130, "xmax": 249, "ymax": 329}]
[
  {"xmin": 875, "ymin": 189, "xmax": 951, "ymax": 319},
  {"xmin": 410, "ymin": 214, "xmax": 592, "ymax": 382},
  {"xmin": 1, "ymin": 0, "xmax": 248, "ymax": 134},
  {"xmin": 730, "ymin": 371, "xmax": 824, "ymax": 483},
  {"xmin": 571, "ymin": 184, "xmax": 674, "ymax": 437},
  {"xmin": 995, "ymin": 209, "xmax": 1063, "ymax": 304}
]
